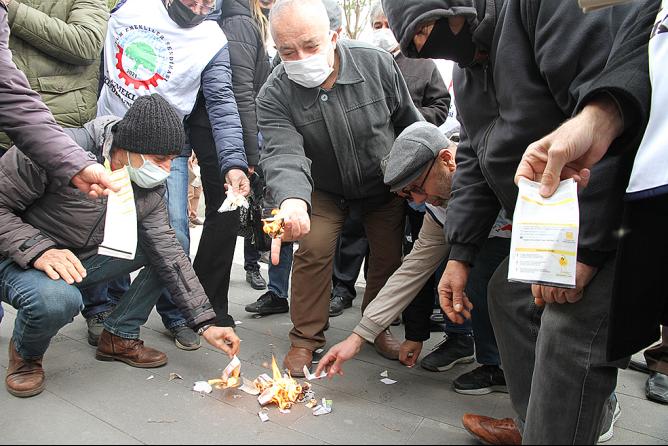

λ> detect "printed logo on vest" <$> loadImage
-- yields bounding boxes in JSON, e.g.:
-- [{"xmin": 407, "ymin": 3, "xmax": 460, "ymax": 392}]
[{"xmin": 115, "ymin": 26, "xmax": 174, "ymax": 90}]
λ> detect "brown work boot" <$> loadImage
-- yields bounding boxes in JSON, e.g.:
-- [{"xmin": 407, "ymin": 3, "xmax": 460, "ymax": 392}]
[
  {"xmin": 462, "ymin": 413, "xmax": 522, "ymax": 445},
  {"xmin": 283, "ymin": 347, "xmax": 312, "ymax": 378},
  {"xmin": 374, "ymin": 329, "xmax": 401, "ymax": 360},
  {"xmin": 6, "ymin": 339, "xmax": 45, "ymax": 398},
  {"xmin": 96, "ymin": 330, "xmax": 167, "ymax": 368}
]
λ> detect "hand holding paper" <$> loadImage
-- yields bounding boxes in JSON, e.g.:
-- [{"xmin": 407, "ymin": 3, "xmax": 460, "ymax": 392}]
[
  {"xmin": 202, "ymin": 327, "xmax": 241, "ymax": 358},
  {"xmin": 98, "ymin": 167, "xmax": 137, "ymax": 260}
]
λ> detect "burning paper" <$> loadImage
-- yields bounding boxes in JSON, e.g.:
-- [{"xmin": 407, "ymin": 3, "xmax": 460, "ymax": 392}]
[
  {"xmin": 218, "ymin": 189, "xmax": 249, "ymax": 213},
  {"xmin": 303, "ymin": 365, "xmax": 327, "ymax": 381},
  {"xmin": 193, "ymin": 381, "xmax": 213, "ymax": 394},
  {"xmin": 239, "ymin": 377, "xmax": 261, "ymax": 396},
  {"xmin": 312, "ymin": 399, "xmax": 333, "ymax": 416},
  {"xmin": 209, "ymin": 356, "xmax": 241, "ymax": 390},
  {"xmin": 262, "ymin": 209, "xmax": 285, "ymax": 239},
  {"xmin": 256, "ymin": 356, "xmax": 303, "ymax": 411}
]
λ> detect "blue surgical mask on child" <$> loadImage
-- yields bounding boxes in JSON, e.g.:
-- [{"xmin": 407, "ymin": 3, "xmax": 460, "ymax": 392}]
[{"xmin": 126, "ymin": 152, "xmax": 170, "ymax": 189}]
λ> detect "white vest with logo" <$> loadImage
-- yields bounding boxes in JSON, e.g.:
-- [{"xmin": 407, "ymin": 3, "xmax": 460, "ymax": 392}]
[
  {"xmin": 98, "ymin": 0, "xmax": 227, "ymax": 120},
  {"xmin": 627, "ymin": 1, "xmax": 668, "ymax": 198}
]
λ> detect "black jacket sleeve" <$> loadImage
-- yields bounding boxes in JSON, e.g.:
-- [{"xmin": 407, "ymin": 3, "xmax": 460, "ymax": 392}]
[{"xmin": 219, "ymin": 15, "xmax": 270, "ymax": 167}]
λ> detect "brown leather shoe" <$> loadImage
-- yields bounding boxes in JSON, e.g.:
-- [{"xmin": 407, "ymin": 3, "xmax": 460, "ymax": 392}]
[
  {"xmin": 6, "ymin": 339, "xmax": 45, "ymax": 398},
  {"xmin": 96, "ymin": 330, "xmax": 167, "ymax": 368},
  {"xmin": 283, "ymin": 347, "xmax": 312, "ymax": 378},
  {"xmin": 374, "ymin": 329, "xmax": 401, "ymax": 360},
  {"xmin": 462, "ymin": 413, "xmax": 522, "ymax": 445}
]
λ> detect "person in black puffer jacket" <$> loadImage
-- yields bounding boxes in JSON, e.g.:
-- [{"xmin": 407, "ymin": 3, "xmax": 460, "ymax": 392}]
[{"xmin": 186, "ymin": 0, "xmax": 272, "ymax": 325}]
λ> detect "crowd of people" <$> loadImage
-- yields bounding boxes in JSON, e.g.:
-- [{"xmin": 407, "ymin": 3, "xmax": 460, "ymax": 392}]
[{"xmin": 0, "ymin": 0, "xmax": 666, "ymax": 444}]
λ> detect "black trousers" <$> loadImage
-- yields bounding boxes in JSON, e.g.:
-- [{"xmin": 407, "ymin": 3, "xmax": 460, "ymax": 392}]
[{"xmin": 190, "ymin": 124, "xmax": 238, "ymax": 327}]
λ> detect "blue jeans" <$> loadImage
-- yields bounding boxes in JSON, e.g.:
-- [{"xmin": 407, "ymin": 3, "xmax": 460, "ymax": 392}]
[
  {"xmin": 268, "ymin": 242, "xmax": 293, "ymax": 299},
  {"xmin": 0, "ymin": 249, "xmax": 162, "ymax": 359},
  {"xmin": 81, "ymin": 157, "xmax": 191, "ymax": 330},
  {"xmin": 155, "ymin": 156, "xmax": 191, "ymax": 329},
  {"xmin": 445, "ymin": 237, "xmax": 510, "ymax": 366}
]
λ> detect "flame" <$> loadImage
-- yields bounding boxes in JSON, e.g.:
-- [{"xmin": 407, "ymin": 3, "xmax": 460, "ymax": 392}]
[
  {"xmin": 262, "ymin": 209, "xmax": 285, "ymax": 239},
  {"xmin": 257, "ymin": 356, "xmax": 303, "ymax": 410}
]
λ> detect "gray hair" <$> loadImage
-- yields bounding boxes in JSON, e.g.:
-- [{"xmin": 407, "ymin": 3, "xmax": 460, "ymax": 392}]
[{"xmin": 369, "ymin": 1, "xmax": 385, "ymax": 26}]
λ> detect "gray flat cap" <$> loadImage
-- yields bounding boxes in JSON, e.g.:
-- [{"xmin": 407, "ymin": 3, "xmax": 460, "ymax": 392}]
[
  {"xmin": 322, "ymin": 0, "xmax": 343, "ymax": 31},
  {"xmin": 384, "ymin": 122, "xmax": 450, "ymax": 192}
]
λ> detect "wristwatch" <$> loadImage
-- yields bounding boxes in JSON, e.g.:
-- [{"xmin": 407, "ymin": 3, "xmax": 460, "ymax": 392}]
[{"xmin": 197, "ymin": 324, "xmax": 213, "ymax": 336}]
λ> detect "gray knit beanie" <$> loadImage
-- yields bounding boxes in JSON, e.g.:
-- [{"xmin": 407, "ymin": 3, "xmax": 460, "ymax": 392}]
[{"xmin": 112, "ymin": 94, "xmax": 185, "ymax": 156}]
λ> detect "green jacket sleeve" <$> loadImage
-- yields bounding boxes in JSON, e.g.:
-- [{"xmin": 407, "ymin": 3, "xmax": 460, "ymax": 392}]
[{"xmin": 7, "ymin": 0, "xmax": 108, "ymax": 66}]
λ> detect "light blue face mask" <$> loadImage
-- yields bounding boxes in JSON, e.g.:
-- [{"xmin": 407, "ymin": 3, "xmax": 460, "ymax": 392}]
[{"xmin": 126, "ymin": 152, "xmax": 170, "ymax": 189}]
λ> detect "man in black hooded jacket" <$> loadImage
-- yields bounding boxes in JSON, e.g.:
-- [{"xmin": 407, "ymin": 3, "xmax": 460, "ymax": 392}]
[{"xmin": 382, "ymin": 0, "xmax": 658, "ymax": 444}]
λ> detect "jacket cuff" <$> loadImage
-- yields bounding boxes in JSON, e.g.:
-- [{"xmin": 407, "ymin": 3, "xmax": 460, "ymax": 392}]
[
  {"xmin": 215, "ymin": 313, "xmax": 236, "ymax": 328},
  {"xmin": 577, "ymin": 248, "xmax": 612, "ymax": 269},
  {"xmin": 448, "ymin": 243, "xmax": 478, "ymax": 266},
  {"xmin": 246, "ymin": 153, "xmax": 260, "ymax": 167},
  {"xmin": 58, "ymin": 150, "xmax": 98, "ymax": 188},
  {"xmin": 187, "ymin": 306, "xmax": 217, "ymax": 329},
  {"xmin": 353, "ymin": 317, "xmax": 385, "ymax": 344},
  {"xmin": 17, "ymin": 235, "xmax": 57, "ymax": 269},
  {"xmin": 193, "ymin": 318, "xmax": 217, "ymax": 333},
  {"xmin": 278, "ymin": 194, "xmax": 313, "ymax": 215},
  {"xmin": 221, "ymin": 161, "xmax": 249, "ymax": 177}
]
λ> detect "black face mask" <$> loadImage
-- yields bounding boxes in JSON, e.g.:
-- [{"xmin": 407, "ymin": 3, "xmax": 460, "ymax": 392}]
[
  {"xmin": 418, "ymin": 18, "xmax": 477, "ymax": 67},
  {"xmin": 167, "ymin": 0, "xmax": 207, "ymax": 28}
]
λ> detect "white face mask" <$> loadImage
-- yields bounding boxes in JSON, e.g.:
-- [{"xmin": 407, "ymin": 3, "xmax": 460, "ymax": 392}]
[
  {"xmin": 283, "ymin": 38, "xmax": 334, "ymax": 89},
  {"xmin": 126, "ymin": 152, "xmax": 170, "ymax": 189},
  {"xmin": 370, "ymin": 28, "xmax": 399, "ymax": 53}
]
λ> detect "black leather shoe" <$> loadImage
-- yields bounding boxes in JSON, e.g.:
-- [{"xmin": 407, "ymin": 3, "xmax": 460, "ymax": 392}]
[
  {"xmin": 245, "ymin": 291, "xmax": 289, "ymax": 315},
  {"xmin": 329, "ymin": 295, "xmax": 352, "ymax": 317},
  {"xmin": 647, "ymin": 372, "xmax": 668, "ymax": 405},
  {"xmin": 246, "ymin": 270, "xmax": 267, "ymax": 290}
]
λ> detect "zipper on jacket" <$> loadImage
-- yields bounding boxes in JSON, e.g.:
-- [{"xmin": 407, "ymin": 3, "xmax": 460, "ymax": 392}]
[
  {"xmin": 84, "ymin": 209, "xmax": 107, "ymax": 247},
  {"xmin": 174, "ymin": 263, "xmax": 192, "ymax": 293},
  {"xmin": 483, "ymin": 63, "xmax": 489, "ymax": 93}
]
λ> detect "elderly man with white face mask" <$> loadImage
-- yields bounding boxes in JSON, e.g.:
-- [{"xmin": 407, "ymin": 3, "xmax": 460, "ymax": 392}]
[{"xmin": 256, "ymin": 0, "xmax": 422, "ymax": 376}]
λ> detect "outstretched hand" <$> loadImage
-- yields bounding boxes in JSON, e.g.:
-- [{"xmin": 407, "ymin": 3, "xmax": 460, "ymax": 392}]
[{"xmin": 315, "ymin": 334, "xmax": 365, "ymax": 379}]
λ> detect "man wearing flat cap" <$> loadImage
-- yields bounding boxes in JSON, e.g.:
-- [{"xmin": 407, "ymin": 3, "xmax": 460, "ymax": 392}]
[{"xmin": 317, "ymin": 122, "xmax": 510, "ymax": 389}]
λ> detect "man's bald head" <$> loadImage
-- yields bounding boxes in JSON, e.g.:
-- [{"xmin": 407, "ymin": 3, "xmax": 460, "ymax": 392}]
[{"xmin": 270, "ymin": 0, "xmax": 331, "ymax": 43}]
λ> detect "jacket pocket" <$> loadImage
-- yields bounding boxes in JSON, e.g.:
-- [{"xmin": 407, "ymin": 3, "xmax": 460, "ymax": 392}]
[{"xmin": 37, "ymin": 75, "xmax": 89, "ymax": 94}]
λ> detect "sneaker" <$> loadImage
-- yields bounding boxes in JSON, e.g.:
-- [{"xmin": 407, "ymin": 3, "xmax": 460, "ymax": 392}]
[
  {"xmin": 329, "ymin": 295, "xmax": 352, "ymax": 317},
  {"xmin": 598, "ymin": 394, "xmax": 621, "ymax": 443},
  {"xmin": 420, "ymin": 333, "xmax": 475, "ymax": 372},
  {"xmin": 169, "ymin": 325, "xmax": 201, "ymax": 351},
  {"xmin": 245, "ymin": 291, "xmax": 289, "ymax": 315},
  {"xmin": 453, "ymin": 365, "xmax": 508, "ymax": 395},
  {"xmin": 86, "ymin": 310, "xmax": 113, "ymax": 347},
  {"xmin": 246, "ymin": 270, "xmax": 267, "ymax": 290}
]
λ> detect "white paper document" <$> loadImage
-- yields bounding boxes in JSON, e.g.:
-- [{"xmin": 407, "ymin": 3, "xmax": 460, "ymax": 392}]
[
  {"xmin": 508, "ymin": 179, "xmax": 579, "ymax": 288},
  {"xmin": 303, "ymin": 365, "xmax": 327, "ymax": 381},
  {"xmin": 98, "ymin": 167, "xmax": 137, "ymax": 260}
]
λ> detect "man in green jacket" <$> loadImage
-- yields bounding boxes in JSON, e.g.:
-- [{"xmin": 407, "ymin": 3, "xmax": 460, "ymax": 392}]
[{"xmin": 0, "ymin": 0, "xmax": 109, "ymax": 151}]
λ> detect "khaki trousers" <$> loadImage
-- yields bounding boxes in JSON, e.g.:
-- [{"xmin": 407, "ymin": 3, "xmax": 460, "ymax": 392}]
[{"xmin": 289, "ymin": 190, "xmax": 404, "ymax": 350}]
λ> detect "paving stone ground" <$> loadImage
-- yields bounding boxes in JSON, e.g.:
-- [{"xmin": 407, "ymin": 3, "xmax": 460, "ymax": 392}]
[{"xmin": 0, "ymin": 227, "xmax": 666, "ymax": 445}]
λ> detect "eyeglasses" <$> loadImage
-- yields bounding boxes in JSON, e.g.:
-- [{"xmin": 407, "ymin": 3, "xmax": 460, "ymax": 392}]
[
  {"xmin": 180, "ymin": 0, "xmax": 216, "ymax": 14},
  {"xmin": 401, "ymin": 159, "xmax": 436, "ymax": 197}
]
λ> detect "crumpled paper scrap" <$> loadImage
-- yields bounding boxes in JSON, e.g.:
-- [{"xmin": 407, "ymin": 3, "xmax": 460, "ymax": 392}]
[
  {"xmin": 193, "ymin": 381, "xmax": 213, "ymax": 394},
  {"xmin": 303, "ymin": 365, "xmax": 327, "ymax": 381},
  {"xmin": 312, "ymin": 398, "xmax": 333, "ymax": 416},
  {"xmin": 218, "ymin": 189, "xmax": 249, "ymax": 213}
]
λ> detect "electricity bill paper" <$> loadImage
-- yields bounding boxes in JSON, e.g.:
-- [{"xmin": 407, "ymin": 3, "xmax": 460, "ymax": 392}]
[
  {"xmin": 508, "ymin": 178, "xmax": 579, "ymax": 288},
  {"xmin": 98, "ymin": 167, "xmax": 137, "ymax": 260}
]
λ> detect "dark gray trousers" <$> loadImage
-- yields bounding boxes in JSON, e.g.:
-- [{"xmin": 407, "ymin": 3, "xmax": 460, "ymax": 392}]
[{"xmin": 489, "ymin": 256, "xmax": 624, "ymax": 445}]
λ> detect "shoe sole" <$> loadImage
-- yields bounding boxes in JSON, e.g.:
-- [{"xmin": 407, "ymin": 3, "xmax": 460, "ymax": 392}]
[
  {"xmin": 6, "ymin": 382, "xmax": 45, "ymax": 398},
  {"xmin": 256, "ymin": 308, "xmax": 290, "ymax": 316},
  {"xmin": 250, "ymin": 284, "xmax": 268, "ymax": 291},
  {"xmin": 454, "ymin": 385, "xmax": 508, "ymax": 396},
  {"xmin": 421, "ymin": 355, "xmax": 475, "ymax": 372},
  {"xmin": 174, "ymin": 339, "xmax": 201, "ymax": 351},
  {"xmin": 329, "ymin": 309, "xmax": 344, "ymax": 318},
  {"xmin": 95, "ymin": 352, "xmax": 167, "ymax": 368},
  {"xmin": 598, "ymin": 403, "xmax": 622, "ymax": 444}
]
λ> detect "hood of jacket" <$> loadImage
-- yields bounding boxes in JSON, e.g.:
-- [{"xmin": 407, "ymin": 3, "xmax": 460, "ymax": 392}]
[
  {"xmin": 221, "ymin": 0, "xmax": 251, "ymax": 20},
  {"xmin": 382, "ymin": 0, "xmax": 496, "ymax": 57}
]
